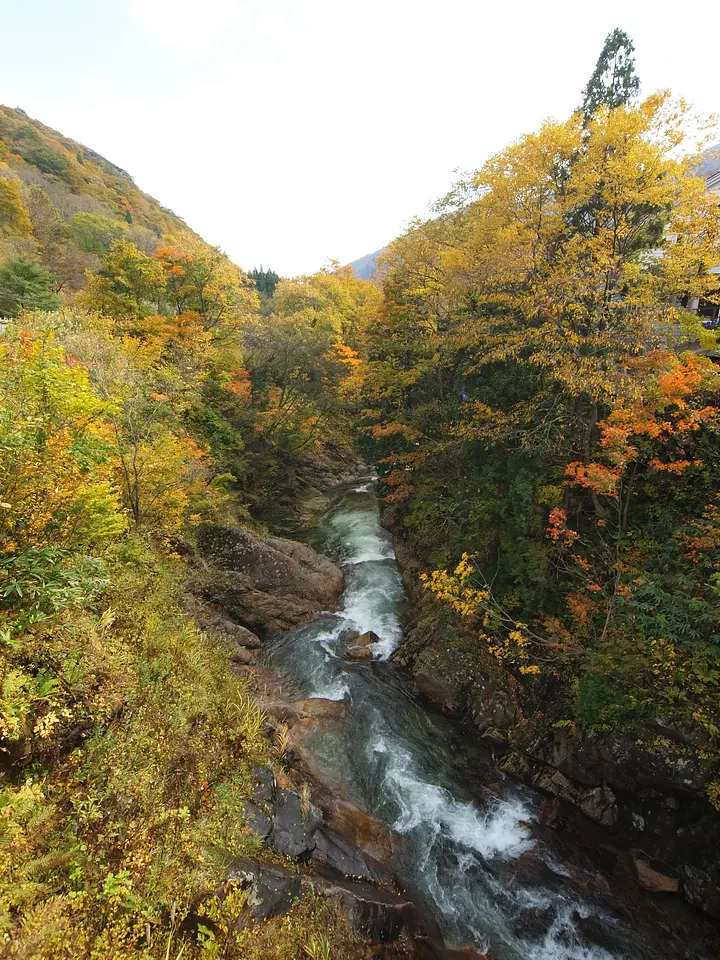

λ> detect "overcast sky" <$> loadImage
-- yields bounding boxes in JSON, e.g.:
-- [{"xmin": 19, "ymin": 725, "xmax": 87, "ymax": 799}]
[{"xmin": 3, "ymin": 1, "xmax": 719, "ymax": 276}]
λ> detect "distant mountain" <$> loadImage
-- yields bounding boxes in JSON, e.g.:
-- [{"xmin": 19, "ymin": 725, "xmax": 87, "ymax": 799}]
[{"xmin": 349, "ymin": 247, "xmax": 385, "ymax": 280}]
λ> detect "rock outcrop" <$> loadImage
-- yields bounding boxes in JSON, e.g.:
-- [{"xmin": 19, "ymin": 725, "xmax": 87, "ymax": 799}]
[
  {"xmin": 344, "ymin": 630, "xmax": 380, "ymax": 661},
  {"xmin": 389, "ymin": 594, "xmax": 720, "ymax": 919},
  {"xmin": 230, "ymin": 762, "xmax": 443, "ymax": 949},
  {"xmin": 191, "ymin": 523, "xmax": 344, "ymax": 634}
]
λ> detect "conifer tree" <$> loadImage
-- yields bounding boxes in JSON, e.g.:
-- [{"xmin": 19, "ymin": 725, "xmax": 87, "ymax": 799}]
[{"xmin": 581, "ymin": 28, "xmax": 640, "ymax": 121}]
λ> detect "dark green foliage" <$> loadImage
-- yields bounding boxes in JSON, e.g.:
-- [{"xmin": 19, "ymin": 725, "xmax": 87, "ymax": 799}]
[
  {"xmin": 581, "ymin": 28, "xmax": 640, "ymax": 121},
  {"xmin": 250, "ymin": 266, "xmax": 281, "ymax": 297},
  {"xmin": 0, "ymin": 257, "xmax": 61, "ymax": 316},
  {"xmin": 22, "ymin": 145, "xmax": 70, "ymax": 176}
]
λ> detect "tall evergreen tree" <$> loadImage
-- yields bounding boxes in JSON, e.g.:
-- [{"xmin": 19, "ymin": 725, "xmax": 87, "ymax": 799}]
[{"xmin": 581, "ymin": 29, "xmax": 640, "ymax": 121}]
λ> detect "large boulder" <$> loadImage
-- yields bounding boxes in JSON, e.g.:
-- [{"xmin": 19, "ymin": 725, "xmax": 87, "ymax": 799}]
[
  {"xmin": 193, "ymin": 524, "xmax": 344, "ymax": 634},
  {"xmin": 345, "ymin": 630, "xmax": 380, "ymax": 661},
  {"xmin": 225, "ymin": 858, "xmax": 302, "ymax": 920},
  {"xmin": 314, "ymin": 870, "xmax": 443, "ymax": 944},
  {"xmin": 267, "ymin": 788, "xmax": 323, "ymax": 859},
  {"xmin": 312, "ymin": 826, "xmax": 394, "ymax": 886}
]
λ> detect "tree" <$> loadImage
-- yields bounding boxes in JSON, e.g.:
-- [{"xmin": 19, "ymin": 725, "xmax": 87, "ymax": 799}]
[
  {"xmin": 0, "ymin": 257, "xmax": 61, "ymax": 316},
  {"xmin": 581, "ymin": 28, "xmax": 640, "ymax": 121},
  {"xmin": 250, "ymin": 267, "xmax": 281, "ymax": 297},
  {"xmin": 270, "ymin": 264, "xmax": 381, "ymax": 344},
  {"xmin": 25, "ymin": 185, "xmax": 94, "ymax": 291},
  {"xmin": 358, "ymin": 94, "xmax": 720, "ymax": 739},
  {"xmin": 80, "ymin": 239, "xmax": 165, "ymax": 321},
  {"xmin": 68, "ymin": 211, "xmax": 128, "ymax": 256},
  {"xmin": 0, "ymin": 331, "xmax": 125, "ymax": 556},
  {"xmin": 0, "ymin": 175, "xmax": 32, "ymax": 237},
  {"xmin": 155, "ymin": 234, "xmax": 257, "ymax": 333}
]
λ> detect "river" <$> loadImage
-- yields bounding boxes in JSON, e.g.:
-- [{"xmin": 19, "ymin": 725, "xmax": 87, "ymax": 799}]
[{"xmin": 263, "ymin": 479, "xmax": 712, "ymax": 960}]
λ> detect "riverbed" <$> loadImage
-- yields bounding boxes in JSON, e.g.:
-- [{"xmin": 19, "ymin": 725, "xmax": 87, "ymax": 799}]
[{"xmin": 262, "ymin": 479, "xmax": 716, "ymax": 959}]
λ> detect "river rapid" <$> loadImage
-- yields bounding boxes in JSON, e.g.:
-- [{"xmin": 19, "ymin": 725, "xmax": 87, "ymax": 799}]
[{"xmin": 262, "ymin": 479, "xmax": 712, "ymax": 960}]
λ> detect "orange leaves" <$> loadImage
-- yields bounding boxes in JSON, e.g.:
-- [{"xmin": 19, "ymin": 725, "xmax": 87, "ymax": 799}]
[
  {"xmin": 381, "ymin": 469, "xmax": 418, "ymax": 503},
  {"xmin": 658, "ymin": 358, "xmax": 705, "ymax": 409},
  {"xmin": 681, "ymin": 496, "xmax": 720, "ymax": 563},
  {"xmin": 546, "ymin": 507, "xmax": 580, "ymax": 546},
  {"xmin": 330, "ymin": 342, "xmax": 362, "ymax": 367},
  {"xmin": 383, "ymin": 484, "xmax": 418, "ymax": 503},
  {"xmin": 648, "ymin": 458, "xmax": 703, "ymax": 475},
  {"xmin": 566, "ymin": 591, "xmax": 599, "ymax": 628},
  {"xmin": 565, "ymin": 461, "xmax": 621, "ymax": 497}
]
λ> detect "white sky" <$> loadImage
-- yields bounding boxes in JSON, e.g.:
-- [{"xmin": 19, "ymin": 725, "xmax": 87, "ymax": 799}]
[{"xmin": 4, "ymin": 0, "xmax": 720, "ymax": 276}]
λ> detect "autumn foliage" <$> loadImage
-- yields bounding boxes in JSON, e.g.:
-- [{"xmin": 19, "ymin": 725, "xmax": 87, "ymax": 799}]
[{"xmin": 358, "ymin": 94, "xmax": 720, "ymax": 749}]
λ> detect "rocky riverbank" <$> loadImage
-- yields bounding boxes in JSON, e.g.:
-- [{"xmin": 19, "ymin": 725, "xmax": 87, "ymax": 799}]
[
  {"xmin": 387, "ymin": 524, "xmax": 720, "ymax": 923},
  {"xmin": 184, "ymin": 525, "xmax": 477, "ymax": 958}
]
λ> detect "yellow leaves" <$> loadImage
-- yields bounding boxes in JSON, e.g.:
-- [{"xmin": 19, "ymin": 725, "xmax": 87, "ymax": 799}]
[
  {"xmin": 422, "ymin": 556, "xmax": 541, "ymax": 674},
  {"xmin": 0, "ymin": 174, "xmax": 32, "ymax": 237}
]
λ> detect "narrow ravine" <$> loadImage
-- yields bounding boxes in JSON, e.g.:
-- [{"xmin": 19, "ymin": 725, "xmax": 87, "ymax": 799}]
[{"xmin": 262, "ymin": 480, "xmax": 709, "ymax": 960}]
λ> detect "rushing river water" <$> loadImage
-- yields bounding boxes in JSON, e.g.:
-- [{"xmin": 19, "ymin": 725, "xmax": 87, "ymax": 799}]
[{"xmin": 263, "ymin": 480, "xmax": 712, "ymax": 960}]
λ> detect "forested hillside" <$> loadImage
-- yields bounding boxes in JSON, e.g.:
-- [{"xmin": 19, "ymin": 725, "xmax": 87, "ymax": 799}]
[
  {"xmin": 358, "ymin": 53, "xmax": 720, "ymax": 854},
  {"xmin": 0, "ymin": 107, "xmax": 381, "ymax": 959},
  {"xmin": 4, "ymin": 24, "xmax": 720, "ymax": 958}
]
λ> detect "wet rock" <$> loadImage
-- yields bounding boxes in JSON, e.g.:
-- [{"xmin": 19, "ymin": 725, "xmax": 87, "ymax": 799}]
[
  {"xmin": 315, "ymin": 871, "xmax": 443, "ymax": 944},
  {"xmin": 469, "ymin": 678, "xmax": 517, "ymax": 736},
  {"xmin": 345, "ymin": 630, "xmax": 380, "ymax": 660},
  {"xmin": 631, "ymin": 850, "xmax": 680, "ymax": 894},
  {"xmin": 229, "ymin": 647, "xmax": 259, "ymax": 666},
  {"xmin": 682, "ymin": 863, "xmax": 720, "ymax": 917},
  {"xmin": 528, "ymin": 726, "xmax": 712, "ymax": 798},
  {"xmin": 267, "ymin": 788, "xmax": 323, "ymax": 859},
  {"xmin": 296, "ymin": 698, "xmax": 349, "ymax": 719},
  {"xmin": 513, "ymin": 905, "xmax": 554, "ymax": 938},
  {"xmin": 572, "ymin": 911, "xmax": 621, "ymax": 953},
  {"xmin": 531, "ymin": 767, "xmax": 617, "ymax": 827},
  {"xmin": 577, "ymin": 785, "xmax": 618, "ymax": 827},
  {"xmin": 502, "ymin": 852, "xmax": 569, "ymax": 896},
  {"xmin": 312, "ymin": 826, "xmax": 394, "ymax": 886},
  {"xmin": 327, "ymin": 798, "xmax": 395, "ymax": 863},
  {"xmin": 439, "ymin": 949, "xmax": 490, "ymax": 960},
  {"xmin": 411, "ymin": 668, "xmax": 458, "ymax": 712},
  {"xmin": 242, "ymin": 800, "xmax": 272, "ymax": 839},
  {"xmin": 250, "ymin": 765, "xmax": 275, "ymax": 806},
  {"xmin": 346, "ymin": 645, "xmax": 374, "ymax": 661},
  {"xmin": 225, "ymin": 857, "xmax": 302, "ymax": 919},
  {"xmin": 480, "ymin": 727, "xmax": 509, "ymax": 747},
  {"xmin": 192, "ymin": 524, "xmax": 344, "ymax": 633},
  {"xmin": 377, "ymin": 939, "xmax": 490, "ymax": 960},
  {"xmin": 498, "ymin": 751, "xmax": 533, "ymax": 781}
]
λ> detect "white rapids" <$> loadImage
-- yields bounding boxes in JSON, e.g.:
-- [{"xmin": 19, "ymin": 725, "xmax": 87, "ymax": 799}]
[{"xmin": 263, "ymin": 479, "xmax": 675, "ymax": 960}]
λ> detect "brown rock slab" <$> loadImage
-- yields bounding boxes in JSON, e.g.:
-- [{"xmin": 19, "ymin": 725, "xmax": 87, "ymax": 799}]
[
  {"xmin": 193, "ymin": 523, "xmax": 344, "ymax": 633},
  {"xmin": 327, "ymin": 798, "xmax": 395, "ymax": 863},
  {"xmin": 296, "ymin": 697, "xmax": 349, "ymax": 719},
  {"xmin": 314, "ymin": 871, "xmax": 443, "ymax": 945},
  {"xmin": 346, "ymin": 645, "xmax": 374, "ymax": 661},
  {"xmin": 631, "ymin": 851, "xmax": 680, "ymax": 894}
]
